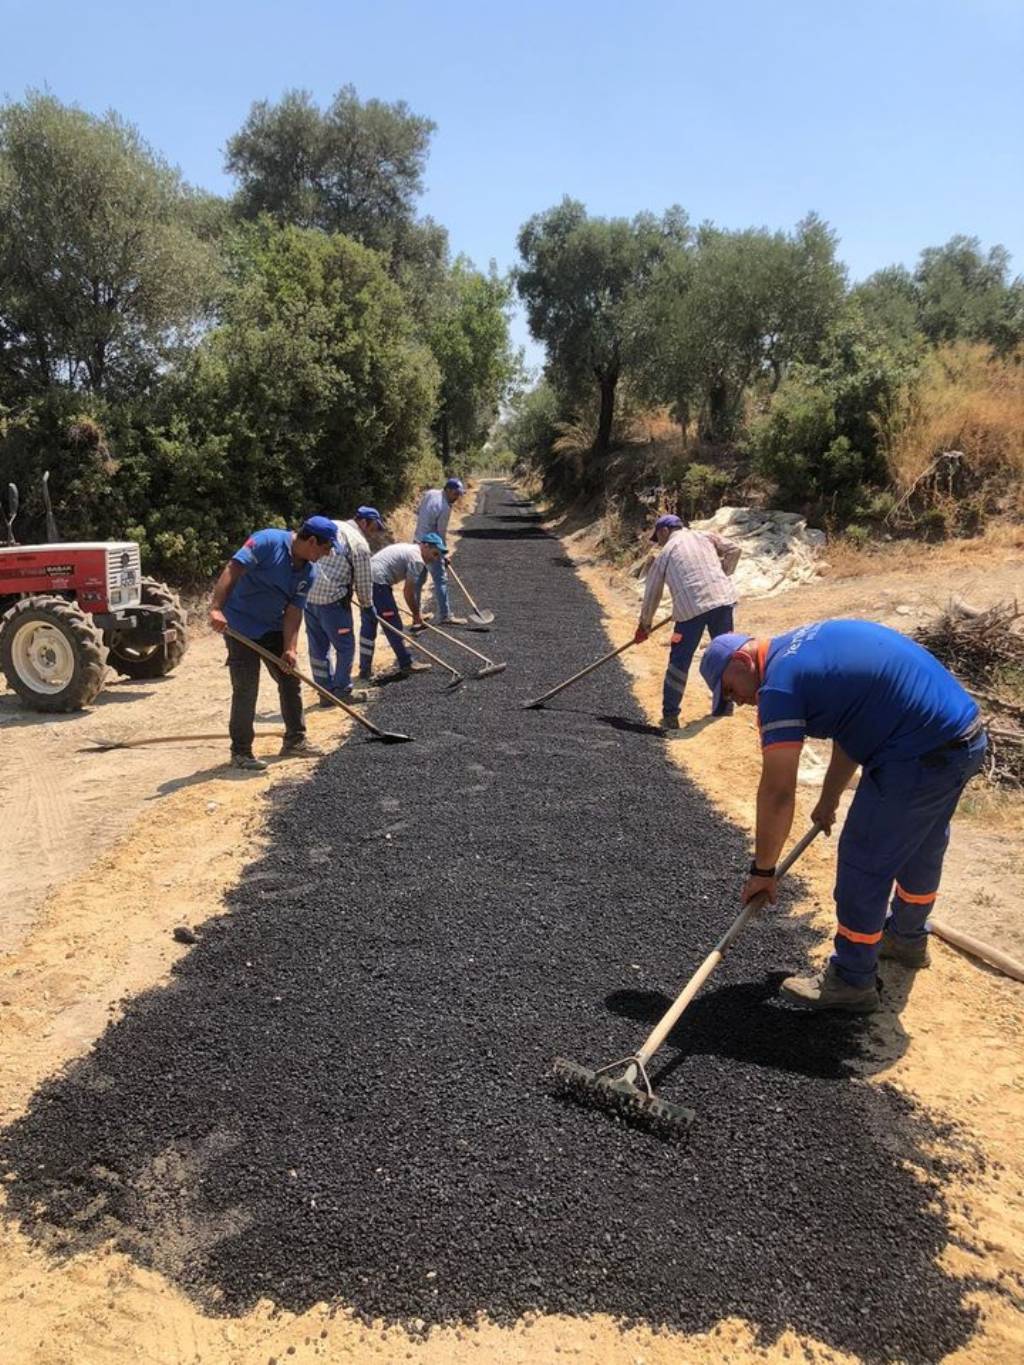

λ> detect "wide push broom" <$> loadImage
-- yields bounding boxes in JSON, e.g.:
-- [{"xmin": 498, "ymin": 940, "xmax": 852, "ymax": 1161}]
[{"xmin": 553, "ymin": 824, "xmax": 822, "ymax": 1136}]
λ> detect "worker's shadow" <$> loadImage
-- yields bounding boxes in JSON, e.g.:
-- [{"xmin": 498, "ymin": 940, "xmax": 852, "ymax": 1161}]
[{"xmin": 606, "ymin": 966, "xmax": 920, "ymax": 1085}]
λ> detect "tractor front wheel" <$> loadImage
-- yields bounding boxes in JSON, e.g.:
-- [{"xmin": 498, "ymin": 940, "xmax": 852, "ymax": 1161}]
[
  {"xmin": 105, "ymin": 577, "xmax": 188, "ymax": 680},
  {"xmin": 0, "ymin": 596, "xmax": 108, "ymax": 711}
]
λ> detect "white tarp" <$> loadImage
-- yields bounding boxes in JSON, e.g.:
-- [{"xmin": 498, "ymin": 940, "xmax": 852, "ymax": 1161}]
[{"xmin": 688, "ymin": 507, "xmax": 826, "ymax": 599}]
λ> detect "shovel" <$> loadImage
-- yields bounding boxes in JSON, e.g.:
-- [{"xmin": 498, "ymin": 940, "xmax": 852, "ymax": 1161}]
[
  {"xmin": 445, "ymin": 560, "xmax": 494, "ymax": 628},
  {"xmin": 418, "ymin": 621, "xmax": 507, "ymax": 680},
  {"xmin": 224, "ymin": 627, "xmax": 413, "ymax": 744},
  {"xmin": 521, "ymin": 616, "xmax": 672, "ymax": 709}
]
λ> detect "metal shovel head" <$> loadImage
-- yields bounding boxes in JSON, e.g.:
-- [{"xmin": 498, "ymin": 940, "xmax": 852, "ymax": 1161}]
[
  {"xmin": 467, "ymin": 610, "xmax": 495, "ymax": 628},
  {"xmin": 370, "ymin": 729, "xmax": 414, "ymax": 744},
  {"xmin": 551, "ymin": 1056, "xmax": 695, "ymax": 1136},
  {"xmin": 442, "ymin": 673, "xmax": 466, "ymax": 692},
  {"xmin": 473, "ymin": 662, "xmax": 507, "ymax": 680},
  {"xmin": 520, "ymin": 696, "xmax": 546, "ymax": 710}
]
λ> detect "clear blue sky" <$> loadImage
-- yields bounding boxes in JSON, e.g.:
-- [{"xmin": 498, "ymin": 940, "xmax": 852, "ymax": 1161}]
[{"xmin": 4, "ymin": 0, "xmax": 1022, "ymax": 371}]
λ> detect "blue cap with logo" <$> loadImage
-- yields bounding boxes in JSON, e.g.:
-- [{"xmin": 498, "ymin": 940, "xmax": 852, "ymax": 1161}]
[
  {"xmin": 300, "ymin": 515, "xmax": 340, "ymax": 546},
  {"xmin": 651, "ymin": 513, "xmax": 684, "ymax": 543},
  {"xmin": 419, "ymin": 531, "xmax": 448, "ymax": 555},
  {"xmin": 355, "ymin": 505, "xmax": 385, "ymax": 528},
  {"xmin": 699, "ymin": 632, "xmax": 755, "ymax": 716},
  {"xmin": 444, "ymin": 477, "xmax": 465, "ymax": 494}
]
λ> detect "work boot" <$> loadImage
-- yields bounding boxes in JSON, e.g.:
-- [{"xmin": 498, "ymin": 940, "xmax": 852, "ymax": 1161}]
[
  {"xmin": 279, "ymin": 738, "xmax": 326, "ymax": 759},
  {"xmin": 878, "ymin": 927, "xmax": 931, "ymax": 968},
  {"xmin": 779, "ymin": 962, "xmax": 879, "ymax": 1013},
  {"xmin": 438, "ymin": 615, "xmax": 468, "ymax": 627},
  {"xmin": 230, "ymin": 753, "xmax": 268, "ymax": 772},
  {"xmin": 341, "ymin": 687, "xmax": 371, "ymax": 704},
  {"xmin": 660, "ymin": 714, "xmax": 685, "ymax": 738},
  {"xmin": 394, "ymin": 660, "xmax": 432, "ymax": 678}
]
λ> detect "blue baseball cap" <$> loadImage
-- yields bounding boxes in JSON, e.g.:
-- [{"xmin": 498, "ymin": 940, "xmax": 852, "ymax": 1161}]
[
  {"xmin": 355, "ymin": 505, "xmax": 385, "ymax": 528},
  {"xmin": 651, "ymin": 514, "xmax": 684, "ymax": 543},
  {"xmin": 444, "ymin": 477, "xmax": 465, "ymax": 494},
  {"xmin": 419, "ymin": 531, "xmax": 448, "ymax": 554},
  {"xmin": 699, "ymin": 632, "xmax": 754, "ymax": 715},
  {"xmin": 299, "ymin": 515, "xmax": 340, "ymax": 546}
]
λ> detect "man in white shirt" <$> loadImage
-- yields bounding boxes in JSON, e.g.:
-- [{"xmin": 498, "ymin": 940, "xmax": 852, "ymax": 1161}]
[
  {"xmin": 359, "ymin": 533, "xmax": 447, "ymax": 680},
  {"xmin": 635, "ymin": 513, "xmax": 741, "ymax": 735},
  {"xmin": 414, "ymin": 477, "xmax": 465, "ymax": 625},
  {"xmin": 304, "ymin": 506, "xmax": 382, "ymax": 704}
]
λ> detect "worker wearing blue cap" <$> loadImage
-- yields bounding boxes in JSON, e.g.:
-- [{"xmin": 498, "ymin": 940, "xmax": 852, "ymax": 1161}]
[
  {"xmin": 699, "ymin": 622, "xmax": 987, "ymax": 1012},
  {"xmin": 209, "ymin": 518, "xmax": 337, "ymax": 770},
  {"xmin": 304, "ymin": 506, "xmax": 384, "ymax": 706},
  {"xmin": 414, "ymin": 477, "xmax": 466, "ymax": 625},
  {"xmin": 634, "ymin": 513, "xmax": 741, "ymax": 735}
]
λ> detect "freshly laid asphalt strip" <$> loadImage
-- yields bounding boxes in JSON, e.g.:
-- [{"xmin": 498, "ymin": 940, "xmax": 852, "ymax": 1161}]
[{"xmin": 1, "ymin": 484, "xmax": 987, "ymax": 1360}]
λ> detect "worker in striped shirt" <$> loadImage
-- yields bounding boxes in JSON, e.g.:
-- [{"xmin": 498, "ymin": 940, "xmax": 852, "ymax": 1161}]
[
  {"xmin": 414, "ymin": 477, "xmax": 466, "ymax": 626},
  {"xmin": 304, "ymin": 507, "xmax": 383, "ymax": 704},
  {"xmin": 634, "ymin": 513, "xmax": 742, "ymax": 735},
  {"xmin": 358, "ymin": 534, "xmax": 447, "ymax": 681}
]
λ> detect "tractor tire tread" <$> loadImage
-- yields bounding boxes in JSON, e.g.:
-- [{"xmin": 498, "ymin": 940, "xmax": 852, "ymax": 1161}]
[{"xmin": 0, "ymin": 595, "xmax": 107, "ymax": 712}]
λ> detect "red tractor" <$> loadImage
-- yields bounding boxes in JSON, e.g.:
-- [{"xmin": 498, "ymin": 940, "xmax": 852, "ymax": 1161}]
[{"xmin": 0, "ymin": 474, "xmax": 188, "ymax": 711}]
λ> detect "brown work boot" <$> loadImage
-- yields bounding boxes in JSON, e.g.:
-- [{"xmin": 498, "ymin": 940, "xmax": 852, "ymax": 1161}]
[
  {"xmin": 230, "ymin": 752, "xmax": 268, "ymax": 772},
  {"xmin": 394, "ymin": 660, "xmax": 432, "ymax": 678},
  {"xmin": 779, "ymin": 962, "xmax": 879, "ymax": 1013},
  {"xmin": 660, "ymin": 714, "xmax": 685, "ymax": 738},
  {"xmin": 878, "ymin": 927, "xmax": 931, "ymax": 968},
  {"xmin": 438, "ymin": 615, "xmax": 468, "ymax": 627},
  {"xmin": 279, "ymin": 738, "xmax": 325, "ymax": 759}
]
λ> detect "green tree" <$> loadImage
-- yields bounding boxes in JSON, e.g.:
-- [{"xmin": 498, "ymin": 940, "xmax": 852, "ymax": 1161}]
[
  {"xmin": 226, "ymin": 86, "xmax": 437, "ymax": 256},
  {"xmin": 0, "ymin": 92, "xmax": 218, "ymax": 398},
  {"xmin": 515, "ymin": 198, "xmax": 690, "ymax": 462},
  {"xmin": 427, "ymin": 260, "xmax": 520, "ymax": 464}
]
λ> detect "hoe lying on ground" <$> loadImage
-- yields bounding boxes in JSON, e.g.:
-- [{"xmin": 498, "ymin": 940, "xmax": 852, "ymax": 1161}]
[{"xmin": 553, "ymin": 824, "xmax": 822, "ymax": 1137}]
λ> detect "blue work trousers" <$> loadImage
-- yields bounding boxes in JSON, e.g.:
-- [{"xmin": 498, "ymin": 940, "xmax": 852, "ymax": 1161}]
[
  {"xmin": 426, "ymin": 555, "xmax": 452, "ymax": 622},
  {"xmin": 304, "ymin": 599, "xmax": 355, "ymax": 697},
  {"xmin": 359, "ymin": 584, "xmax": 413, "ymax": 676},
  {"xmin": 663, "ymin": 604, "xmax": 735, "ymax": 718},
  {"xmin": 832, "ymin": 731, "xmax": 987, "ymax": 986}
]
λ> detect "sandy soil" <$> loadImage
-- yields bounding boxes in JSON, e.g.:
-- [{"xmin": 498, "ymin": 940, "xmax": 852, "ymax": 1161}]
[{"xmin": 1, "ymin": 492, "xmax": 1022, "ymax": 1364}]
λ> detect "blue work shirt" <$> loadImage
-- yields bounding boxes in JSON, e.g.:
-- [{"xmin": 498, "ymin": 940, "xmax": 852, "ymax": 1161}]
[
  {"xmin": 757, "ymin": 620, "xmax": 978, "ymax": 766},
  {"xmin": 224, "ymin": 529, "xmax": 315, "ymax": 639}
]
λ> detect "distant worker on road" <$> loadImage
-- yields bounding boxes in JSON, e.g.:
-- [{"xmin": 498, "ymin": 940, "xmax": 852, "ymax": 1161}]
[
  {"xmin": 634, "ymin": 513, "xmax": 741, "ymax": 735},
  {"xmin": 699, "ymin": 620, "xmax": 987, "ymax": 1012},
  {"xmin": 415, "ymin": 477, "xmax": 465, "ymax": 625},
  {"xmin": 209, "ymin": 518, "xmax": 336, "ymax": 771},
  {"xmin": 304, "ymin": 506, "xmax": 384, "ymax": 706},
  {"xmin": 359, "ymin": 533, "xmax": 447, "ymax": 681}
]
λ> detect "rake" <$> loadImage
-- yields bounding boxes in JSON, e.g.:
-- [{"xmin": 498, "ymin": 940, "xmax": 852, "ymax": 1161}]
[
  {"xmin": 445, "ymin": 560, "xmax": 495, "ymax": 628},
  {"xmin": 553, "ymin": 824, "xmax": 822, "ymax": 1136},
  {"xmin": 224, "ymin": 627, "xmax": 413, "ymax": 743},
  {"xmin": 374, "ymin": 612, "xmax": 464, "ymax": 690},
  {"xmin": 418, "ymin": 621, "xmax": 507, "ymax": 680},
  {"xmin": 521, "ymin": 616, "xmax": 672, "ymax": 709}
]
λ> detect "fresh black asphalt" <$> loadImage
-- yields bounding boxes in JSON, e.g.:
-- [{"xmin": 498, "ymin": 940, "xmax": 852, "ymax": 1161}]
[{"xmin": 1, "ymin": 484, "xmax": 985, "ymax": 1360}]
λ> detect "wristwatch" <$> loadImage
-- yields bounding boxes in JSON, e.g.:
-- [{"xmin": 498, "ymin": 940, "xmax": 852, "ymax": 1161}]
[{"xmin": 749, "ymin": 861, "xmax": 777, "ymax": 878}]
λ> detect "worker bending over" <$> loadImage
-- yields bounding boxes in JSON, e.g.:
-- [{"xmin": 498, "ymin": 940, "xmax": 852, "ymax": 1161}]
[
  {"xmin": 304, "ymin": 506, "xmax": 383, "ymax": 705},
  {"xmin": 209, "ymin": 518, "xmax": 335, "ymax": 771},
  {"xmin": 415, "ymin": 477, "xmax": 465, "ymax": 625},
  {"xmin": 634, "ymin": 513, "xmax": 741, "ymax": 735},
  {"xmin": 359, "ymin": 533, "xmax": 447, "ymax": 681},
  {"xmin": 699, "ymin": 620, "xmax": 986, "ymax": 1012}
]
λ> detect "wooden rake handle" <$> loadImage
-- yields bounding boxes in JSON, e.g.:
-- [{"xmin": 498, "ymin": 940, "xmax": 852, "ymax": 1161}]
[
  {"xmin": 636, "ymin": 824, "xmax": 823, "ymax": 1066},
  {"xmin": 445, "ymin": 560, "xmax": 483, "ymax": 615},
  {"xmin": 528, "ymin": 615, "xmax": 673, "ymax": 707},
  {"xmin": 374, "ymin": 612, "xmax": 462, "ymax": 679}
]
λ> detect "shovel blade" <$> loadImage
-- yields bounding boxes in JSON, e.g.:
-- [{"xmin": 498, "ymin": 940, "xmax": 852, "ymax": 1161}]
[
  {"xmin": 520, "ymin": 696, "xmax": 547, "ymax": 710},
  {"xmin": 372, "ymin": 730, "xmax": 414, "ymax": 744}
]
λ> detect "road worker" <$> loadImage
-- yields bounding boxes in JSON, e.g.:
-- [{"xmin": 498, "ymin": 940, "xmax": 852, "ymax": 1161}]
[
  {"xmin": 304, "ymin": 506, "xmax": 383, "ymax": 705},
  {"xmin": 699, "ymin": 620, "xmax": 987, "ymax": 1012},
  {"xmin": 415, "ymin": 477, "xmax": 465, "ymax": 625},
  {"xmin": 359, "ymin": 533, "xmax": 447, "ymax": 681},
  {"xmin": 634, "ymin": 513, "xmax": 741, "ymax": 735},
  {"xmin": 209, "ymin": 518, "xmax": 335, "ymax": 771}
]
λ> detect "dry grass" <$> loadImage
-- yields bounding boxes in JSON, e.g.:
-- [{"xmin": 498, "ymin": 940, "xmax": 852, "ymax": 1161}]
[
  {"xmin": 878, "ymin": 342, "xmax": 1024, "ymax": 488},
  {"xmin": 824, "ymin": 519, "xmax": 1024, "ymax": 580}
]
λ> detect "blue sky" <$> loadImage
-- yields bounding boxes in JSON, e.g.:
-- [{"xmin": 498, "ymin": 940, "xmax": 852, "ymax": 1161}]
[{"xmin": 3, "ymin": 0, "xmax": 1022, "ymax": 370}]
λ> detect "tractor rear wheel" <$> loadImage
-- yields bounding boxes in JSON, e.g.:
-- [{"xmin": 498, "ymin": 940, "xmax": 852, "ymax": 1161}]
[
  {"xmin": 0, "ymin": 596, "xmax": 108, "ymax": 711},
  {"xmin": 105, "ymin": 576, "xmax": 188, "ymax": 680}
]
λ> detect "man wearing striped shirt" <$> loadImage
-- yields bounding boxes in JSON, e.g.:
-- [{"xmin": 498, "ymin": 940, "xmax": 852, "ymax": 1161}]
[
  {"xmin": 415, "ymin": 477, "xmax": 466, "ymax": 626},
  {"xmin": 304, "ymin": 507, "xmax": 383, "ymax": 704},
  {"xmin": 634, "ymin": 513, "xmax": 742, "ymax": 735},
  {"xmin": 359, "ymin": 534, "xmax": 446, "ymax": 680}
]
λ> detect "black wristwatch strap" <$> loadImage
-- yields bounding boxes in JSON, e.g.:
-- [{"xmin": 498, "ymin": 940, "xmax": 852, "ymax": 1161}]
[{"xmin": 749, "ymin": 861, "xmax": 777, "ymax": 878}]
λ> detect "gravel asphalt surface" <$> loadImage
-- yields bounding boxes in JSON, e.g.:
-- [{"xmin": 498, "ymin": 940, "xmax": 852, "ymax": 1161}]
[{"xmin": 1, "ymin": 484, "xmax": 982, "ymax": 1360}]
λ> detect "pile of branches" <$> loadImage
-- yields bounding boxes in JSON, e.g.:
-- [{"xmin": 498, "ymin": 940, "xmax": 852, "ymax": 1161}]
[{"xmin": 916, "ymin": 598, "xmax": 1024, "ymax": 788}]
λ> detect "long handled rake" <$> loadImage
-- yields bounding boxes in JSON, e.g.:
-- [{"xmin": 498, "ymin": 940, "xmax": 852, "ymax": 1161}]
[
  {"xmin": 85, "ymin": 730, "xmax": 285, "ymax": 752},
  {"xmin": 445, "ymin": 560, "xmax": 495, "ymax": 628},
  {"xmin": 374, "ymin": 612, "xmax": 464, "ymax": 690},
  {"xmin": 521, "ymin": 616, "xmax": 673, "ymax": 710},
  {"xmin": 224, "ymin": 626, "xmax": 413, "ymax": 744},
  {"xmin": 553, "ymin": 824, "xmax": 823, "ymax": 1136},
  {"xmin": 419, "ymin": 621, "xmax": 507, "ymax": 680}
]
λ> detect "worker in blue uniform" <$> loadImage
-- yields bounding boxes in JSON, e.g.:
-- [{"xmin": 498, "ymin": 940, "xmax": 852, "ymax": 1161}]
[{"xmin": 699, "ymin": 620, "xmax": 987, "ymax": 1012}]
